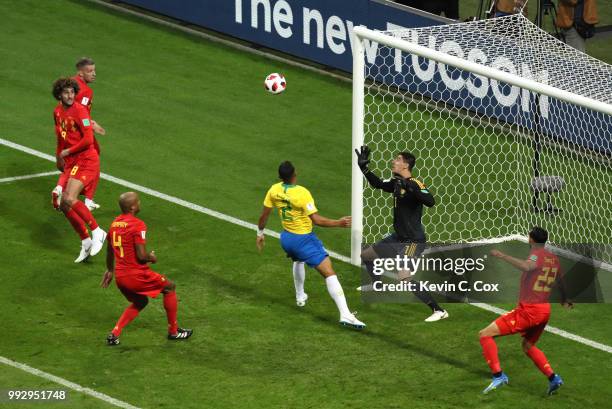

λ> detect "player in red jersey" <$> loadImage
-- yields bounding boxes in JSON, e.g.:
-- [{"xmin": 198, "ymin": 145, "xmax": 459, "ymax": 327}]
[
  {"xmin": 101, "ymin": 192, "xmax": 193, "ymax": 345},
  {"xmin": 479, "ymin": 227, "xmax": 572, "ymax": 395},
  {"xmin": 52, "ymin": 57, "xmax": 105, "ymax": 212},
  {"xmin": 52, "ymin": 77, "xmax": 107, "ymax": 262}
]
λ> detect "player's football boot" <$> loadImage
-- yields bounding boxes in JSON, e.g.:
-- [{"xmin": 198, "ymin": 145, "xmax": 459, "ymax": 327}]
[
  {"xmin": 296, "ymin": 293, "xmax": 308, "ymax": 307},
  {"xmin": 51, "ymin": 186, "xmax": 62, "ymax": 211},
  {"xmin": 74, "ymin": 238, "xmax": 93, "ymax": 263},
  {"xmin": 340, "ymin": 313, "xmax": 366, "ymax": 330},
  {"xmin": 90, "ymin": 227, "xmax": 107, "ymax": 256},
  {"xmin": 424, "ymin": 309, "xmax": 449, "ymax": 322},
  {"xmin": 168, "ymin": 328, "xmax": 193, "ymax": 340},
  {"xmin": 106, "ymin": 334, "xmax": 120, "ymax": 346},
  {"xmin": 547, "ymin": 374, "xmax": 563, "ymax": 395},
  {"xmin": 85, "ymin": 198, "xmax": 101, "ymax": 211},
  {"xmin": 356, "ymin": 283, "xmax": 375, "ymax": 292},
  {"xmin": 482, "ymin": 372, "xmax": 509, "ymax": 394}
]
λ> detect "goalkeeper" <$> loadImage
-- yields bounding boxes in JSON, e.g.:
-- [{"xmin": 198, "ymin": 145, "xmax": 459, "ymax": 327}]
[{"xmin": 355, "ymin": 146, "xmax": 448, "ymax": 322}]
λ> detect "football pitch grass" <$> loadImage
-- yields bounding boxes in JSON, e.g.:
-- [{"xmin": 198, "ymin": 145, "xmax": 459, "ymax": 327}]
[{"xmin": 1, "ymin": 1, "xmax": 611, "ymax": 408}]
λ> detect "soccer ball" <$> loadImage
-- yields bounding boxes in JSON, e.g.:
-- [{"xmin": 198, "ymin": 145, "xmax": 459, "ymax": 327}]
[{"xmin": 264, "ymin": 73, "xmax": 286, "ymax": 94}]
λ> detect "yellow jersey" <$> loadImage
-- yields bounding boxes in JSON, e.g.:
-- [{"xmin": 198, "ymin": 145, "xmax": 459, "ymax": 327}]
[{"xmin": 263, "ymin": 182, "xmax": 318, "ymax": 234}]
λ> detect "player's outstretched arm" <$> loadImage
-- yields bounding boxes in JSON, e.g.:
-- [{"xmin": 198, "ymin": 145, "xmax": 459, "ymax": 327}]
[
  {"xmin": 310, "ymin": 213, "xmax": 351, "ymax": 228},
  {"xmin": 355, "ymin": 145, "xmax": 394, "ymax": 192},
  {"xmin": 256, "ymin": 206, "xmax": 272, "ymax": 252},
  {"xmin": 490, "ymin": 249, "xmax": 536, "ymax": 272},
  {"xmin": 101, "ymin": 241, "xmax": 114, "ymax": 288}
]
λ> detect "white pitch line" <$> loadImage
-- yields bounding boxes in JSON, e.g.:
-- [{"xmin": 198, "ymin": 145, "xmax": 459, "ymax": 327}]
[
  {"xmin": 470, "ymin": 303, "xmax": 612, "ymax": 353},
  {"xmin": 1, "ymin": 137, "xmax": 611, "ymax": 355},
  {"xmin": 0, "ymin": 356, "xmax": 140, "ymax": 409},
  {"xmin": 0, "ymin": 171, "xmax": 59, "ymax": 183}
]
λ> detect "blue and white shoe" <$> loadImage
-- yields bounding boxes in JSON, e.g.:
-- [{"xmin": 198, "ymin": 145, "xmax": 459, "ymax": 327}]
[
  {"xmin": 547, "ymin": 374, "xmax": 563, "ymax": 395},
  {"xmin": 483, "ymin": 372, "xmax": 509, "ymax": 394},
  {"xmin": 340, "ymin": 313, "xmax": 366, "ymax": 330}
]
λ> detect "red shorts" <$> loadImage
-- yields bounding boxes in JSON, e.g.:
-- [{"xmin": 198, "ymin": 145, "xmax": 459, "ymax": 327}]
[
  {"xmin": 116, "ymin": 270, "xmax": 169, "ymax": 300},
  {"xmin": 62, "ymin": 155, "xmax": 100, "ymax": 198},
  {"xmin": 495, "ymin": 303, "xmax": 550, "ymax": 344}
]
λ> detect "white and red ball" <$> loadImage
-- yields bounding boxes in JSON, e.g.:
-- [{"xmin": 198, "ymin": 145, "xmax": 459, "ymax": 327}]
[{"xmin": 264, "ymin": 73, "xmax": 286, "ymax": 94}]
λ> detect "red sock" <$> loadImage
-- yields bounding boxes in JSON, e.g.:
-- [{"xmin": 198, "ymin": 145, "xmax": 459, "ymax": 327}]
[
  {"xmin": 62, "ymin": 208, "xmax": 89, "ymax": 240},
  {"xmin": 112, "ymin": 303, "xmax": 145, "ymax": 336},
  {"xmin": 480, "ymin": 336, "xmax": 502, "ymax": 373},
  {"xmin": 71, "ymin": 200, "xmax": 98, "ymax": 230},
  {"xmin": 163, "ymin": 291, "xmax": 178, "ymax": 334},
  {"xmin": 526, "ymin": 345, "xmax": 554, "ymax": 377}
]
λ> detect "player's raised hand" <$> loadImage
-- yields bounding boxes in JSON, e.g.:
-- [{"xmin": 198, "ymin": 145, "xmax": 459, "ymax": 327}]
[
  {"xmin": 148, "ymin": 251, "xmax": 157, "ymax": 264},
  {"xmin": 101, "ymin": 270, "xmax": 114, "ymax": 288},
  {"xmin": 338, "ymin": 216, "xmax": 352, "ymax": 227},
  {"xmin": 256, "ymin": 235, "xmax": 265, "ymax": 252},
  {"xmin": 355, "ymin": 145, "xmax": 371, "ymax": 171}
]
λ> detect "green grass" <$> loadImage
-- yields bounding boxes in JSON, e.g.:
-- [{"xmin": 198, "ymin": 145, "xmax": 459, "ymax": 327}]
[{"xmin": 0, "ymin": 1, "xmax": 611, "ymax": 408}]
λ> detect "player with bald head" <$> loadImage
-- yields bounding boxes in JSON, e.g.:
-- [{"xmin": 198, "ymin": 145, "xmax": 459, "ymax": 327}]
[
  {"xmin": 101, "ymin": 192, "xmax": 192, "ymax": 345},
  {"xmin": 118, "ymin": 191, "xmax": 139, "ymax": 213}
]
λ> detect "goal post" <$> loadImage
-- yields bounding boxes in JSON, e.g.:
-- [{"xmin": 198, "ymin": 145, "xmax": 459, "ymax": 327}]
[{"xmin": 350, "ymin": 14, "xmax": 612, "ymax": 268}]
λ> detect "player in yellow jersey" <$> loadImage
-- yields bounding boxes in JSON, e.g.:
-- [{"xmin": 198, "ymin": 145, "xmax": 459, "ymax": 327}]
[{"xmin": 256, "ymin": 161, "xmax": 366, "ymax": 329}]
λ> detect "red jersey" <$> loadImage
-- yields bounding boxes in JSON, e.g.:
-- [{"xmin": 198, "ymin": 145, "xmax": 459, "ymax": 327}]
[
  {"xmin": 53, "ymin": 101, "xmax": 96, "ymax": 166},
  {"xmin": 73, "ymin": 75, "xmax": 101, "ymax": 154},
  {"xmin": 109, "ymin": 213, "xmax": 149, "ymax": 276},
  {"xmin": 518, "ymin": 246, "xmax": 562, "ymax": 304},
  {"xmin": 73, "ymin": 75, "xmax": 93, "ymax": 113}
]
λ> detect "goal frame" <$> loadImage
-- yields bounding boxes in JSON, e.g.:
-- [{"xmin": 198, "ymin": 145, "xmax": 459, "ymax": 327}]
[{"xmin": 350, "ymin": 24, "xmax": 612, "ymax": 266}]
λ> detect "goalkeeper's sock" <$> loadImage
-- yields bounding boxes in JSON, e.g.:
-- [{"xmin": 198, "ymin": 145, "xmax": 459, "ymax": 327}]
[
  {"xmin": 325, "ymin": 275, "xmax": 351, "ymax": 317},
  {"xmin": 293, "ymin": 261, "xmax": 306, "ymax": 298},
  {"xmin": 363, "ymin": 260, "xmax": 381, "ymax": 284}
]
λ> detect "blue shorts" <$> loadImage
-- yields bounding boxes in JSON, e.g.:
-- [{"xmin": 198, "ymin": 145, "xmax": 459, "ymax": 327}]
[{"xmin": 280, "ymin": 231, "xmax": 328, "ymax": 268}]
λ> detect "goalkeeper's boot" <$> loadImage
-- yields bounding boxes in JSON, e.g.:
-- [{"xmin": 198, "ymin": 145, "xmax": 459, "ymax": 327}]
[
  {"xmin": 296, "ymin": 293, "xmax": 308, "ymax": 307},
  {"xmin": 340, "ymin": 313, "xmax": 366, "ymax": 330},
  {"xmin": 106, "ymin": 334, "xmax": 120, "ymax": 346},
  {"xmin": 51, "ymin": 186, "xmax": 62, "ymax": 211},
  {"xmin": 168, "ymin": 328, "xmax": 193, "ymax": 340},
  {"xmin": 424, "ymin": 309, "xmax": 449, "ymax": 322},
  {"xmin": 74, "ymin": 238, "xmax": 92, "ymax": 263},
  {"xmin": 547, "ymin": 374, "xmax": 563, "ymax": 396},
  {"xmin": 482, "ymin": 372, "xmax": 509, "ymax": 394}
]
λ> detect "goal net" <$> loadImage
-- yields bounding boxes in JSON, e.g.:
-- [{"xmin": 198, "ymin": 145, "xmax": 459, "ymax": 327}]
[{"xmin": 350, "ymin": 13, "xmax": 612, "ymax": 269}]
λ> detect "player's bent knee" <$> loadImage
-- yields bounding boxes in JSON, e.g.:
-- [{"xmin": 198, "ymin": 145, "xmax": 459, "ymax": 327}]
[
  {"xmin": 521, "ymin": 339, "xmax": 533, "ymax": 353},
  {"xmin": 163, "ymin": 281, "xmax": 176, "ymax": 293}
]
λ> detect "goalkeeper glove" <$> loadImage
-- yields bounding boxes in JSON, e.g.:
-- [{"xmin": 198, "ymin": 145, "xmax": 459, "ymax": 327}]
[{"xmin": 354, "ymin": 145, "xmax": 371, "ymax": 172}]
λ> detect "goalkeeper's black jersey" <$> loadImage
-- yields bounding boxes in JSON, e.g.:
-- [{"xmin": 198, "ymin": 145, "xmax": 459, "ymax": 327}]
[{"xmin": 364, "ymin": 170, "xmax": 435, "ymax": 242}]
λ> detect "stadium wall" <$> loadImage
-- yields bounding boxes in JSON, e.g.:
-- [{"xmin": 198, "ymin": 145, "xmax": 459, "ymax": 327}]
[{"xmin": 117, "ymin": 0, "xmax": 610, "ymax": 155}]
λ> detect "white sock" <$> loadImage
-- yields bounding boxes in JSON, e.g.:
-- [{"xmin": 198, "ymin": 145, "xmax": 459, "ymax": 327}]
[
  {"xmin": 325, "ymin": 275, "xmax": 351, "ymax": 317},
  {"xmin": 293, "ymin": 261, "xmax": 306, "ymax": 298}
]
